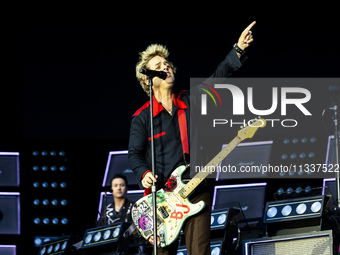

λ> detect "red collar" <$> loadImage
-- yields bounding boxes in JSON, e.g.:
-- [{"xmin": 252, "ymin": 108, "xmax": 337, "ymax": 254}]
[
  {"xmin": 152, "ymin": 96, "xmax": 163, "ymax": 117},
  {"xmin": 174, "ymin": 93, "xmax": 188, "ymax": 110},
  {"xmin": 152, "ymin": 94, "xmax": 188, "ymax": 117}
]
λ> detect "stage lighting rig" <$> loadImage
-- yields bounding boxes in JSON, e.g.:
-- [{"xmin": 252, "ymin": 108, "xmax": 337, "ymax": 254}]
[
  {"xmin": 29, "ymin": 147, "xmax": 72, "ymax": 253},
  {"xmin": 264, "ymin": 195, "xmax": 331, "ymax": 236},
  {"xmin": 38, "ymin": 236, "xmax": 69, "ymax": 255},
  {"xmin": 274, "ymin": 182, "xmax": 323, "ymax": 200},
  {"xmin": 81, "ymin": 222, "xmax": 132, "ymax": 255},
  {"xmin": 270, "ymin": 134, "xmax": 330, "ymax": 178}
]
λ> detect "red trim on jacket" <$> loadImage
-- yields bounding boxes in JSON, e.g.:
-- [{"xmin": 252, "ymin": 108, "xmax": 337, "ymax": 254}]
[
  {"xmin": 148, "ymin": 131, "xmax": 166, "ymax": 140},
  {"xmin": 152, "ymin": 96, "xmax": 164, "ymax": 117},
  {"xmin": 142, "ymin": 170, "xmax": 151, "ymax": 180},
  {"xmin": 132, "ymin": 96, "xmax": 164, "ymax": 117},
  {"xmin": 174, "ymin": 91, "xmax": 188, "ymax": 109},
  {"xmin": 133, "ymin": 101, "xmax": 150, "ymax": 116},
  {"xmin": 133, "ymin": 93, "xmax": 188, "ymax": 117}
]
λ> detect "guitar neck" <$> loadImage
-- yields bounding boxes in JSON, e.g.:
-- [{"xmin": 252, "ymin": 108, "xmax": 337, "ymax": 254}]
[{"xmin": 179, "ymin": 135, "xmax": 242, "ymax": 199}]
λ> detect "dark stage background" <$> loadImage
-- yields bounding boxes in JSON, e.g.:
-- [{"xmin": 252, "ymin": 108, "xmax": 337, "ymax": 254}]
[
  {"xmin": 22, "ymin": 10, "xmax": 339, "ymax": 140},
  {"xmin": 3, "ymin": 5, "xmax": 340, "ymax": 254}
]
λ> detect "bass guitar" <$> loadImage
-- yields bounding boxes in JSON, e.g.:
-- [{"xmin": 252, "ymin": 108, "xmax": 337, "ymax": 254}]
[{"xmin": 132, "ymin": 118, "xmax": 266, "ymax": 247}]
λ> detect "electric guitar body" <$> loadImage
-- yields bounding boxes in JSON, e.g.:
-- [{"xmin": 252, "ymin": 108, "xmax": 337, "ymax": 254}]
[
  {"xmin": 132, "ymin": 118, "xmax": 266, "ymax": 247},
  {"xmin": 132, "ymin": 165, "xmax": 204, "ymax": 247}
]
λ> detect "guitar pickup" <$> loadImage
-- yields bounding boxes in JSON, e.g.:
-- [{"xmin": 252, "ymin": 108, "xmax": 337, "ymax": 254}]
[{"xmin": 158, "ymin": 206, "xmax": 169, "ymax": 219}]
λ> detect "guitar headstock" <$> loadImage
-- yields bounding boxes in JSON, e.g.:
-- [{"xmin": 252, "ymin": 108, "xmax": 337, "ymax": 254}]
[{"xmin": 238, "ymin": 118, "xmax": 266, "ymax": 141}]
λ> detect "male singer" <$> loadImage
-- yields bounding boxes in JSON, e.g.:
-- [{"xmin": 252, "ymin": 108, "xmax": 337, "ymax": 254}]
[{"xmin": 129, "ymin": 21, "xmax": 255, "ymax": 255}]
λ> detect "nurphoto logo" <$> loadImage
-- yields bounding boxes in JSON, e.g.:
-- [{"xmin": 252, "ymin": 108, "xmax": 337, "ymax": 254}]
[
  {"xmin": 197, "ymin": 79, "xmax": 313, "ymax": 129},
  {"xmin": 198, "ymin": 82, "xmax": 223, "ymax": 115},
  {"xmin": 201, "ymin": 84, "xmax": 311, "ymax": 116}
]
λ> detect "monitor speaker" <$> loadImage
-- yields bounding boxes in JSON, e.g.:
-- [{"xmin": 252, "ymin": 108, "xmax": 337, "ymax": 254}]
[{"xmin": 243, "ymin": 230, "xmax": 333, "ymax": 255}]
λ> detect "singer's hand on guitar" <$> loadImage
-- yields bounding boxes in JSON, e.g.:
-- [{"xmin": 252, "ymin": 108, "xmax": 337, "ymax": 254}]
[
  {"xmin": 142, "ymin": 172, "xmax": 158, "ymax": 189},
  {"xmin": 237, "ymin": 21, "xmax": 256, "ymax": 51}
]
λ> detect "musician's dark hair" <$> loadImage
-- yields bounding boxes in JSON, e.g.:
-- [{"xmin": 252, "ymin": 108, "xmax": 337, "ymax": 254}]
[{"xmin": 110, "ymin": 174, "xmax": 128, "ymax": 188}]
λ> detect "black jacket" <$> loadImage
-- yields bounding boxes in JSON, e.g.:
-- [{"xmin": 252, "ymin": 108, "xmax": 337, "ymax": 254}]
[
  {"xmin": 96, "ymin": 198, "xmax": 134, "ymax": 226},
  {"xmin": 128, "ymin": 49, "xmax": 244, "ymax": 189}
]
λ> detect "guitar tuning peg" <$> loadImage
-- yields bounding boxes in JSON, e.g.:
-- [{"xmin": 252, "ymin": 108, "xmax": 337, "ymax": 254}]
[
  {"xmin": 240, "ymin": 126, "xmax": 243, "ymax": 129},
  {"xmin": 258, "ymin": 116, "xmax": 261, "ymax": 119}
]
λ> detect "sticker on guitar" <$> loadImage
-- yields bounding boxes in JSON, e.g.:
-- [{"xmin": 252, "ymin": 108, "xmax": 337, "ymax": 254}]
[
  {"xmin": 133, "ymin": 201, "xmax": 152, "ymax": 231},
  {"xmin": 136, "ymin": 201, "xmax": 150, "ymax": 215},
  {"xmin": 139, "ymin": 214, "xmax": 152, "ymax": 230},
  {"xmin": 170, "ymin": 204, "xmax": 190, "ymax": 220},
  {"xmin": 163, "ymin": 175, "xmax": 177, "ymax": 192}
]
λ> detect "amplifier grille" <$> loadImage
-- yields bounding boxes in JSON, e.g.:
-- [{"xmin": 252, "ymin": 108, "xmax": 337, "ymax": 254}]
[{"xmin": 244, "ymin": 230, "xmax": 332, "ymax": 255}]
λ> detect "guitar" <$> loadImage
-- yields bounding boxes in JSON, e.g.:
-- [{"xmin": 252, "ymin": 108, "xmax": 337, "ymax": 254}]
[{"xmin": 131, "ymin": 118, "xmax": 266, "ymax": 247}]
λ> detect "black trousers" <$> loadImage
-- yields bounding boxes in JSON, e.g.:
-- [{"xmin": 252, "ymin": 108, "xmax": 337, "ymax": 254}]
[{"xmin": 155, "ymin": 188, "xmax": 212, "ymax": 255}]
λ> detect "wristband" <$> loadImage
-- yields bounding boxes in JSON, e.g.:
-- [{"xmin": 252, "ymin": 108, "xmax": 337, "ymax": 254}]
[{"xmin": 233, "ymin": 43, "xmax": 246, "ymax": 55}]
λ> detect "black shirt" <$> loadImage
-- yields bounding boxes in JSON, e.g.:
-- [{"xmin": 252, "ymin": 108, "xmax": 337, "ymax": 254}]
[
  {"xmin": 96, "ymin": 198, "xmax": 134, "ymax": 226},
  {"xmin": 128, "ymin": 49, "xmax": 244, "ymax": 189},
  {"xmin": 128, "ymin": 91, "xmax": 190, "ymax": 189}
]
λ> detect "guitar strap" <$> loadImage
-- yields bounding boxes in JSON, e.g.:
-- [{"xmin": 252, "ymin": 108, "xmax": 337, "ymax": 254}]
[
  {"xmin": 143, "ymin": 107, "xmax": 189, "ymax": 197},
  {"xmin": 177, "ymin": 108, "xmax": 189, "ymax": 155}
]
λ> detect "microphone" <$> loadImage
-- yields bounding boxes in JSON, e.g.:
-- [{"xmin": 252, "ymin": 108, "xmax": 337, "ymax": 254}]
[{"xmin": 139, "ymin": 68, "xmax": 167, "ymax": 80}]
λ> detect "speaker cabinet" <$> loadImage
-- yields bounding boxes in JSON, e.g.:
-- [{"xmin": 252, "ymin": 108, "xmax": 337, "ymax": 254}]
[
  {"xmin": 243, "ymin": 230, "xmax": 333, "ymax": 255},
  {"xmin": 0, "ymin": 152, "xmax": 19, "ymax": 187},
  {"xmin": 0, "ymin": 193, "xmax": 20, "ymax": 234},
  {"xmin": 0, "ymin": 245, "xmax": 16, "ymax": 255}
]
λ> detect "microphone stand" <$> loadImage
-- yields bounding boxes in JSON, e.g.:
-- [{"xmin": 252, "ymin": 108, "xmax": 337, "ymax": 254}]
[
  {"xmin": 103, "ymin": 192, "xmax": 108, "ymax": 225},
  {"xmin": 330, "ymin": 104, "xmax": 340, "ymax": 212},
  {"xmin": 148, "ymin": 76, "xmax": 158, "ymax": 255}
]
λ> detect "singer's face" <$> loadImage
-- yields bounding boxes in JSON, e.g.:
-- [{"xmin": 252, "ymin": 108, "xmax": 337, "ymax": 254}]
[
  {"xmin": 146, "ymin": 56, "xmax": 175, "ymax": 89},
  {"xmin": 111, "ymin": 178, "xmax": 127, "ymax": 199}
]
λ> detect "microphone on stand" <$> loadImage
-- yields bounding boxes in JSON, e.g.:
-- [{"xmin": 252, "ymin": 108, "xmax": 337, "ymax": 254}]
[
  {"xmin": 328, "ymin": 85, "xmax": 340, "ymax": 212},
  {"xmin": 139, "ymin": 68, "xmax": 167, "ymax": 80}
]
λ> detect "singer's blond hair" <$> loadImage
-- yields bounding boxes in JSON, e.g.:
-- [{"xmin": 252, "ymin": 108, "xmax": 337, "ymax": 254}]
[{"xmin": 136, "ymin": 44, "xmax": 176, "ymax": 96}]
